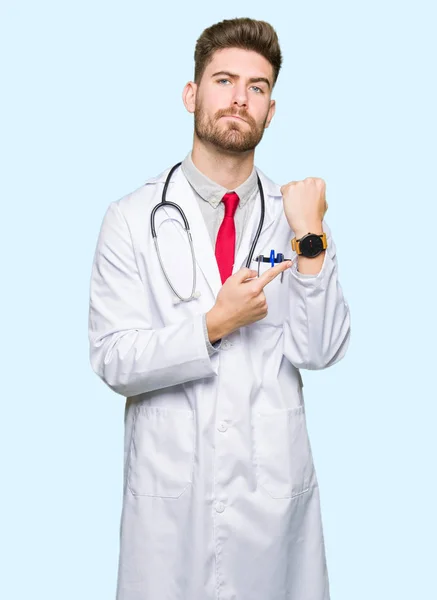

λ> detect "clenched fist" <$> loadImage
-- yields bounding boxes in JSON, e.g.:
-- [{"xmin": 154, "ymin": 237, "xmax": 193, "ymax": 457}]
[{"xmin": 280, "ymin": 177, "xmax": 328, "ymax": 238}]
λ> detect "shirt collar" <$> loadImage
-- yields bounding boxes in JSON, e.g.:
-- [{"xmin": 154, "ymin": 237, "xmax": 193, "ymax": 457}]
[{"xmin": 181, "ymin": 151, "xmax": 258, "ymax": 209}]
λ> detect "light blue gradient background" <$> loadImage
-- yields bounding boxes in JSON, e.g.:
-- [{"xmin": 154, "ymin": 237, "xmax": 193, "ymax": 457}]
[{"xmin": 1, "ymin": 1, "xmax": 436, "ymax": 598}]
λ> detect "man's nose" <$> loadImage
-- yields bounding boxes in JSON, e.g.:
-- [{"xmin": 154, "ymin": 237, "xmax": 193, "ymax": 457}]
[{"xmin": 232, "ymin": 84, "xmax": 248, "ymax": 107}]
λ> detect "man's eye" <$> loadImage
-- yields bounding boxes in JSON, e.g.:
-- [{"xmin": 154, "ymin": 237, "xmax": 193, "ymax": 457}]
[
  {"xmin": 218, "ymin": 79, "xmax": 231, "ymax": 85},
  {"xmin": 251, "ymin": 86, "xmax": 263, "ymax": 94}
]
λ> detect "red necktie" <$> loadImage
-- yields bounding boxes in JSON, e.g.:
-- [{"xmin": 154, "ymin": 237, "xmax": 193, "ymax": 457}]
[{"xmin": 215, "ymin": 192, "xmax": 240, "ymax": 284}]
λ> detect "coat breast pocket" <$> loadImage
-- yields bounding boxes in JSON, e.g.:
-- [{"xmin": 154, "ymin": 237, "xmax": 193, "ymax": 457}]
[
  {"xmin": 253, "ymin": 406, "xmax": 316, "ymax": 499},
  {"xmin": 127, "ymin": 405, "xmax": 196, "ymax": 498},
  {"xmin": 254, "ymin": 260, "xmax": 288, "ymax": 327}
]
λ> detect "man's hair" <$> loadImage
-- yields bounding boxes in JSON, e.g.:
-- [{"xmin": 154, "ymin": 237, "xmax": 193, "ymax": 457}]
[{"xmin": 194, "ymin": 18, "xmax": 282, "ymax": 87}]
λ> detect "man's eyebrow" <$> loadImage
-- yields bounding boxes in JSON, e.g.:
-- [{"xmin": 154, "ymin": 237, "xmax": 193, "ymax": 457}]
[{"xmin": 211, "ymin": 71, "xmax": 271, "ymax": 90}]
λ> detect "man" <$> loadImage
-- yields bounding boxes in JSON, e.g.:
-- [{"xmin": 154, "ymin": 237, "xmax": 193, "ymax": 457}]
[{"xmin": 88, "ymin": 17, "xmax": 351, "ymax": 600}]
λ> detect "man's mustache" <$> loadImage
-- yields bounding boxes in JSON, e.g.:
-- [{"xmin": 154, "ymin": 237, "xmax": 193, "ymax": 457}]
[{"xmin": 215, "ymin": 108, "xmax": 255, "ymax": 125}]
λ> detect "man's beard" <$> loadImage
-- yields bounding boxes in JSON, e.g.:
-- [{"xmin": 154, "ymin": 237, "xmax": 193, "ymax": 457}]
[{"xmin": 194, "ymin": 103, "xmax": 268, "ymax": 153}]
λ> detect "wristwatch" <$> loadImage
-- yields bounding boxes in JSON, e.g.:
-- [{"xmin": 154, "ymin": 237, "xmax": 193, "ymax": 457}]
[{"xmin": 291, "ymin": 232, "xmax": 327, "ymax": 258}]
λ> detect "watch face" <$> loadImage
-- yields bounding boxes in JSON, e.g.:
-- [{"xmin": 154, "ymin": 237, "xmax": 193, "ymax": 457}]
[{"xmin": 300, "ymin": 234, "xmax": 324, "ymax": 257}]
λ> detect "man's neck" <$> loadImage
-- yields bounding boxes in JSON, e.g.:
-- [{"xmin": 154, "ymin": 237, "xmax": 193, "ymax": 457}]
[{"xmin": 191, "ymin": 137, "xmax": 255, "ymax": 190}]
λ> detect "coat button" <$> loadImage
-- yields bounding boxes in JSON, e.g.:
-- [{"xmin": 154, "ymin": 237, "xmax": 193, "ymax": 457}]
[
  {"xmin": 215, "ymin": 502, "xmax": 225, "ymax": 513},
  {"xmin": 217, "ymin": 421, "xmax": 228, "ymax": 432}
]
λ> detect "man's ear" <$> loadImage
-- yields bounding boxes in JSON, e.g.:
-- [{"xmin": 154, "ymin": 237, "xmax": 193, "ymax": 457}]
[
  {"xmin": 182, "ymin": 81, "xmax": 197, "ymax": 114},
  {"xmin": 264, "ymin": 99, "xmax": 276, "ymax": 129}
]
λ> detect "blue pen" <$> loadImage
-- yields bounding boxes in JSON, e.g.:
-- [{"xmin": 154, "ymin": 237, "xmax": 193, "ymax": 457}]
[{"xmin": 270, "ymin": 249, "xmax": 275, "ymax": 268}]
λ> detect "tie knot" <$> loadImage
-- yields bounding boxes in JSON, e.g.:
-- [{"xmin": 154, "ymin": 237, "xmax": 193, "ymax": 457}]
[{"xmin": 222, "ymin": 192, "xmax": 239, "ymax": 218}]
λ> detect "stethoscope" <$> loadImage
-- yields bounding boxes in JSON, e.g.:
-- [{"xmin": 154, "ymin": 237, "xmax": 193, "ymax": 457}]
[{"xmin": 151, "ymin": 162, "xmax": 290, "ymax": 303}]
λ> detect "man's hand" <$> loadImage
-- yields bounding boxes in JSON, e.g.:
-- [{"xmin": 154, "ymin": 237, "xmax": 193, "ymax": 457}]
[
  {"xmin": 280, "ymin": 177, "xmax": 328, "ymax": 238},
  {"xmin": 206, "ymin": 262, "xmax": 292, "ymax": 343}
]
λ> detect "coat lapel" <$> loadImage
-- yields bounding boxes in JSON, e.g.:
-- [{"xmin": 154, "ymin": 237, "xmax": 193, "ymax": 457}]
[
  {"xmin": 233, "ymin": 169, "xmax": 282, "ymax": 273},
  {"xmin": 161, "ymin": 167, "xmax": 222, "ymax": 299}
]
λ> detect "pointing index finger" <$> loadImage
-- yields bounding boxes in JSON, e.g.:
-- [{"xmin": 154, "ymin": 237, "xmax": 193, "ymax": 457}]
[{"xmin": 256, "ymin": 260, "xmax": 293, "ymax": 289}]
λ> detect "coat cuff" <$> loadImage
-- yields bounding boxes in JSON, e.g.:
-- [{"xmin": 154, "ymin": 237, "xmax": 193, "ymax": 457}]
[{"xmin": 289, "ymin": 247, "xmax": 332, "ymax": 289}]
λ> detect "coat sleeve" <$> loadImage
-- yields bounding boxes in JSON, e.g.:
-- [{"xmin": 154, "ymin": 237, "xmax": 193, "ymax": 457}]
[
  {"xmin": 282, "ymin": 221, "xmax": 351, "ymax": 370},
  {"xmin": 88, "ymin": 201, "xmax": 218, "ymax": 397}
]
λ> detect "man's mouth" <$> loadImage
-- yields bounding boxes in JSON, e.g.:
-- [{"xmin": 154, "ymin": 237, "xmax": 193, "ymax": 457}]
[{"xmin": 221, "ymin": 114, "xmax": 247, "ymax": 123}]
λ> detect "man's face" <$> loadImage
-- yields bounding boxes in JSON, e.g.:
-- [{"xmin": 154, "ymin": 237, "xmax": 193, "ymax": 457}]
[{"xmin": 193, "ymin": 48, "xmax": 276, "ymax": 153}]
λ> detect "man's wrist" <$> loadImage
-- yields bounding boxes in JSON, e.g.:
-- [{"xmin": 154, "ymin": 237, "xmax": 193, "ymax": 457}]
[
  {"xmin": 296, "ymin": 252, "xmax": 325, "ymax": 275},
  {"xmin": 206, "ymin": 308, "xmax": 228, "ymax": 344},
  {"xmin": 202, "ymin": 314, "xmax": 221, "ymax": 355},
  {"xmin": 293, "ymin": 222, "xmax": 324, "ymax": 239}
]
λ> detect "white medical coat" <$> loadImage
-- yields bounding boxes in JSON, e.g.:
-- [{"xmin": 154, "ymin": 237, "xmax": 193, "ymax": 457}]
[{"xmin": 88, "ymin": 164, "xmax": 351, "ymax": 600}]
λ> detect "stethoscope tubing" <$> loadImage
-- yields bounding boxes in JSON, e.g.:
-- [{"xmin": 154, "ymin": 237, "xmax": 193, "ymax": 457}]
[{"xmin": 150, "ymin": 162, "xmax": 265, "ymax": 302}]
